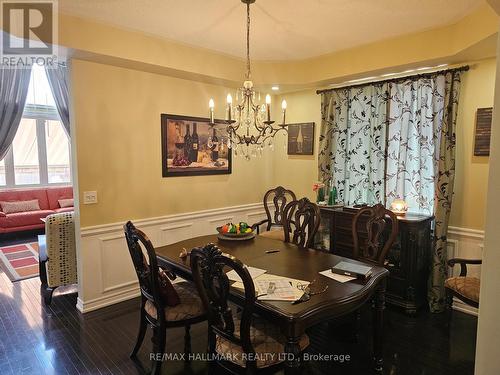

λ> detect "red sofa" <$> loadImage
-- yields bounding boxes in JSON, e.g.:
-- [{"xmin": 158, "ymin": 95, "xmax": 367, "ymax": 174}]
[{"xmin": 0, "ymin": 187, "xmax": 73, "ymax": 234}]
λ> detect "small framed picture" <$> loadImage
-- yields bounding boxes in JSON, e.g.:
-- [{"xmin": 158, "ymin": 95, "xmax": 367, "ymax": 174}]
[
  {"xmin": 287, "ymin": 122, "xmax": 315, "ymax": 155},
  {"xmin": 161, "ymin": 114, "xmax": 232, "ymax": 177}
]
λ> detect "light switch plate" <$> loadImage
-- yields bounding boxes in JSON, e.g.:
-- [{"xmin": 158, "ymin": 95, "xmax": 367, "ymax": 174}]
[{"xmin": 83, "ymin": 191, "xmax": 98, "ymax": 204}]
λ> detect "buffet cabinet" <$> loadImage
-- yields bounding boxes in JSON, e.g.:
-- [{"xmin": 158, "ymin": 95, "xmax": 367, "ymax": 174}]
[{"xmin": 315, "ymin": 206, "xmax": 433, "ymax": 315}]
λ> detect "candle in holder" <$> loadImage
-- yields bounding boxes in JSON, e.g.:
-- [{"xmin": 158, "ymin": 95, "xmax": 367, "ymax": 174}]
[
  {"xmin": 281, "ymin": 99, "xmax": 287, "ymax": 124},
  {"xmin": 390, "ymin": 199, "xmax": 408, "ymax": 216},
  {"xmin": 226, "ymin": 94, "xmax": 232, "ymax": 121},
  {"xmin": 209, "ymin": 98, "xmax": 215, "ymax": 124},
  {"xmin": 265, "ymin": 94, "xmax": 271, "ymax": 122}
]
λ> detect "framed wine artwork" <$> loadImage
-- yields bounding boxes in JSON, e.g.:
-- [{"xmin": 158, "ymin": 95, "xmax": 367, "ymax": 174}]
[
  {"xmin": 287, "ymin": 122, "xmax": 315, "ymax": 155},
  {"xmin": 161, "ymin": 114, "xmax": 232, "ymax": 177}
]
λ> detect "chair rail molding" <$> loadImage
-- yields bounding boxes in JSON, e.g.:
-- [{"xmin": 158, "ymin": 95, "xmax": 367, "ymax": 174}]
[
  {"xmin": 447, "ymin": 225, "xmax": 484, "ymax": 316},
  {"xmin": 77, "ymin": 202, "xmax": 267, "ymax": 313}
]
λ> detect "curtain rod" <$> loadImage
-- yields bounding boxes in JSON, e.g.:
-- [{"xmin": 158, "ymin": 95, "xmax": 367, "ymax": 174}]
[{"xmin": 316, "ymin": 65, "xmax": 470, "ymax": 95}]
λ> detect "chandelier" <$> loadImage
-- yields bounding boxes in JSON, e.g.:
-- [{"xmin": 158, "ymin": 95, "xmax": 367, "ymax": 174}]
[{"xmin": 208, "ymin": 0, "xmax": 288, "ymax": 160}]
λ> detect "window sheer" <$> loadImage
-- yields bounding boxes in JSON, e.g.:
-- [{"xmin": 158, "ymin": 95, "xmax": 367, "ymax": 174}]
[{"xmin": 0, "ymin": 65, "xmax": 71, "ymax": 187}]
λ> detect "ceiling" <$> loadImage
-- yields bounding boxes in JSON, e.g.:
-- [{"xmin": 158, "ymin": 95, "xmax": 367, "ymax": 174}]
[{"xmin": 59, "ymin": 0, "xmax": 485, "ymax": 61}]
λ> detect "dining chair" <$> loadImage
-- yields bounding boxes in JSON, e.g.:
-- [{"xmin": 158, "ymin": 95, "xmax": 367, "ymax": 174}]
[
  {"xmin": 282, "ymin": 197, "xmax": 321, "ymax": 248},
  {"xmin": 344, "ymin": 204, "xmax": 399, "ymax": 341},
  {"xmin": 124, "ymin": 221, "xmax": 206, "ymax": 375},
  {"xmin": 190, "ymin": 243, "xmax": 309, "ymax": 374},
  {"xmin": 253, "ymin": 186, "xmax": 296, "ymax": 241},
  {"xmin": 445, "ymin": 258, "xmax": 481, "ymax": 322},
  {"xmin": 352, "ymin": 204, "xmax": 399, "ymax": 266}
]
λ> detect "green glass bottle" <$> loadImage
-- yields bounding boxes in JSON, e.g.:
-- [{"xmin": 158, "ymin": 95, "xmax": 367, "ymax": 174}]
[
  {"xmin": 316, "ymin": 186, "xmax": 325, "ymax": 203},
  {"xmin": 328, "ymin": 185, "xmax": 337, "ymax": 205}
]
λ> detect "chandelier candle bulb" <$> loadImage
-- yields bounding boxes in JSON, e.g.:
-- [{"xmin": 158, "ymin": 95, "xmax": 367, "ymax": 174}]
[
  {"xmin": 281, "ymin": 99, "xmax": 287, "ymax": 124},
  {"xmin": 265, "ymin": 94, "xmax": 271, "ymax": 122},
  {"xmin": 209, "ymin": 98, "xmax": 215, "ymax": 124},
  {"xmin": 226, "ymin": 94, "xmax": 233, "ymax": 121}
]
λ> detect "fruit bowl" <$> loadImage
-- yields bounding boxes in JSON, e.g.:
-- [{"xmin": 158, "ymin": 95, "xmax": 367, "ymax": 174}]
[{"xmin": 216, "ymin": 222, "xmax": 255, "ymax": 240}]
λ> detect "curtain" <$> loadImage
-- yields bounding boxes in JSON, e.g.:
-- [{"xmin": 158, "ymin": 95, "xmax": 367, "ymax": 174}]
[
  {"xmin": 319, "ymin": 69, "xmax": 463, "ymax": 312},
  {"xmin": 0, "ymin": 67, "xmax": 32, "ymax": 160},
  {"xmin": 428, "ymin": 71, "xmax": 461, "ymax": 312},
  {"xmin": 46, "ymin": 64, "xmax": 70, "ymax": 136},
  {"xmin": 318, "ymin": 84, "xmax": 388, "ymax": 205},
  {"xmin": 386, "ymin": 76, "xmax": 447, "ymax": 215}
]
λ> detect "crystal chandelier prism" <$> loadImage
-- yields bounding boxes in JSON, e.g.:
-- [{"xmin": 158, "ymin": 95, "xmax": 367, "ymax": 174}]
[{"xmin": 208, "ymin": 0, "xmax": 288, "ymax": 160}]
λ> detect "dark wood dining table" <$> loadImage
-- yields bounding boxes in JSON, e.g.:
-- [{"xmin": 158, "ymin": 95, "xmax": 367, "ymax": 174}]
[{"xmin": 155, "ymin": 234, "xmax": 389, "ymax": 373}]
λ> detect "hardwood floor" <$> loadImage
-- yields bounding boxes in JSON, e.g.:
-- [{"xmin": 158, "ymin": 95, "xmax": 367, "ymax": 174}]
[{"xmin": 0, "ymin": 233, "xmax": 477, "ymax": 374}]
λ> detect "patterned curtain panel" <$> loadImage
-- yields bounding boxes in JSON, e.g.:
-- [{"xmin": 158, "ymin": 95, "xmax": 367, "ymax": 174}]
[
  {"xmin": 386, "ymin": 76, "xmax": 447, "ymax": 215},
  {"xmin": 428, "ymin": 71, "xmax": 462, "ymax": 312},
  {"xmin": 318, "ymin": 91, "xmax": 336, "ymax": 185},
  {"xmin": 319, "ymin": 84, "xmax": 388, "ymax": 205}
]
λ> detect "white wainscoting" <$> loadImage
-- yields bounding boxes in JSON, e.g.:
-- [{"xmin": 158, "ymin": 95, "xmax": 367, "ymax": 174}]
[
  {"xmin": 76, "ymin": 202, "xmax": 267, "ymax": 313},
  {"xmin": 447, "ymin": 226, "xmax": 484, "ymax": 316}
]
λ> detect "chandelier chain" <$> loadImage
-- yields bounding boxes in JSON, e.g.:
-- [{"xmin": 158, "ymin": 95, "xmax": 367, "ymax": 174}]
[{"xmin": 246, "ymin": 2, "xmax": 251, "ymax": 80}]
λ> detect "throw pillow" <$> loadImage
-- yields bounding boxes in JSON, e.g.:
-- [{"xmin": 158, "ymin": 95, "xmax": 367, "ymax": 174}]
[
  {"xmin": 141, "ymin": 254, "xmax": 180, "ymax": 307},
  {"xmin": 58, "ymin": 198, "xmax": 74, "ymax": 208},
  {"xmin": 158, "ymin": 269, "xmax": 180, "ymax": 307},
  {"xmin": 0, "ymin": 199, "xmax": 40, "ymax": 214}
]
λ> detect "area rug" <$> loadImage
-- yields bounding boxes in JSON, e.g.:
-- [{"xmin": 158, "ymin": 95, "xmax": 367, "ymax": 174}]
[{"xmin": 0, "ymin": 242, "xmax": 39, "ymax": 282}]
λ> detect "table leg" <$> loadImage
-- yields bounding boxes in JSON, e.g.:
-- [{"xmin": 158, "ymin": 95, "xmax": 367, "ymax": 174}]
[
  {"xmin": 284, "ymin": 336, "xmax": 301, "ymax": 375},
  {"xmin": 372, "ymin": 280, "xmax": 386, "ymax": 372}
]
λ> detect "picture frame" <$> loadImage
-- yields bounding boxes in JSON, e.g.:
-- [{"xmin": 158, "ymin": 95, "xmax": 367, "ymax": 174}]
[
  {"xmin": 287, "ymin": 122, "xmax": 315, "ymax": 155},
  {"xmin": 161, "ymin": 114, "xmax": 232, "ymax": 177},
  {"xmin": 474, "ymin": 107, "xmax": 492, "ymax": 156}
]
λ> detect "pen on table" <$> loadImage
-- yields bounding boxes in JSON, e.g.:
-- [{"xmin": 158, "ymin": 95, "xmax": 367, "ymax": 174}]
[{"xmin": 265, "ymin": 250, "xmax": 280, "ymax": 254}]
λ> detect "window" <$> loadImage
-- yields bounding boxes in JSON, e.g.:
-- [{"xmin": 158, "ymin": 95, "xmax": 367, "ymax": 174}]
[
  {"xmin": 0, "ymin": 159, "xmax": 5, "ymax": 186},
  {"xmin": 46, "ymin": 120, "xmax": 71, "ymax": 183},
  {"xmin": 0, "ymin": 65, "xmax": 71, "ymax": 187}
]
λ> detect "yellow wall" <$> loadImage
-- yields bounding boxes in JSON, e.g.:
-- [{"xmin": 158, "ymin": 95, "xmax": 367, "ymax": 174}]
[
  {"xmin": 272, "ymin": 90, "xmax": 321, "ymax": 202},
  {"xmin": 71, "ymin": 59, "xmax": 275, "ymax": 227},
  {"xmin": 274, "ymin": 58, "xmax": 496, "ymax": 230},
  {"xmin": 450, "ymin": 58, "xmax": 496, "ymax": 229}
]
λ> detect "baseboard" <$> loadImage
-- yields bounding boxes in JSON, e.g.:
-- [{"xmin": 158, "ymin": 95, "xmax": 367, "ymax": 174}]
[{"xmin": 77, "ymin": 285, "xmax": 141, "ymax": 313}]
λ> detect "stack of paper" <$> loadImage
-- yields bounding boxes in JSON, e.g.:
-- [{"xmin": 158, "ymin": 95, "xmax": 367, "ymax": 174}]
[
  {"xmin": 226, "ymin": 266, "xmax": 267, "ymax": 283},
  {"xmin": 319, "ymin": 269, "xmax": 356, "ymax": 283},
  {"xmin": 230, "ymin": 272, "xmax": 309, "ymax": 301}
]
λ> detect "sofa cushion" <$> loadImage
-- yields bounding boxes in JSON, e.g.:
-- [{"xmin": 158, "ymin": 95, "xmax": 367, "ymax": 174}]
[
  {"xmin": 46, "ymin": 187, "xmax": 73, "ymax": 210},
  {"xmin": 0, "ymin": 188, "xmax": 50, "ymax": 210},
  {"xmin": 0, "ymin": 199, "xmax": 41, "ymax": 214},
  {"xmin": 0, "ymin": 210, "xmax": 55, "ymax": 228},
  {"xmin": 54, "ymin": 207, "xmax": 74, "ymax": 213}
]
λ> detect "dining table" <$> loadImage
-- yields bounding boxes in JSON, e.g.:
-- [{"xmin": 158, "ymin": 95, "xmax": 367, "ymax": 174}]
[{"xmin": 155, "ymin": 234, "xmax": 389, "ymax": 374}]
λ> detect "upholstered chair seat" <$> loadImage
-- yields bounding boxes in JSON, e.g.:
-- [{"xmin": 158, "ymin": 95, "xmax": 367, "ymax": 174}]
[
  {"xmin": 259, "ymin": 229, "xmax": 285, "ymax": 242},
  {"xmin": 444, "ymin": 276, "xmax": 480, "ymax": 303},
  {"xmin": 144, "ymin": 281, "xmax": 205, "ymax": 321},
  {"xmin": 215, "ymin": 314, "xmax": 309, "ymax": 369}
]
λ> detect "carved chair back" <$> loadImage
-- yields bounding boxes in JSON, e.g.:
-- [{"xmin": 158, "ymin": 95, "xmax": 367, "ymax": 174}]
[
  {"xmin": 283, "ymin": 198, "xmax": 321, "ymax": 248},
  {"xmin": 190, "ymin": 243, "xmax": 257, "ymax": 370},
  {"xmin": 263, "ymin": 186, "xmax": 297, "ymax": 231},
  {"xmin": 124, "ymin": 221, "xmax": 164, "ymax": 315},
  {"xmin": 351, "ymin": 204, "xmax": 399, "ymax": 266}
]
